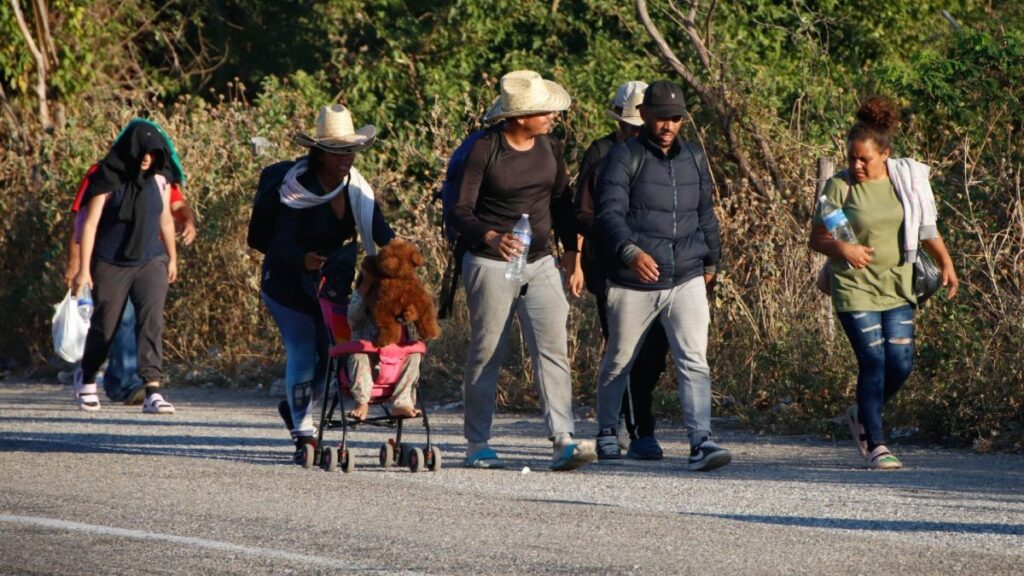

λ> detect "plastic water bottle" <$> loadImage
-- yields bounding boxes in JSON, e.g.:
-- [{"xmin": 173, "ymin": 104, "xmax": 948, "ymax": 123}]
[
  {"xmin": 818, "ymin": 195, "xmax": 858, "ymax": 244},
  {"xmin": 77, "ymin": 285, "xmax": 94, "ymax": 322},
  {"xmin": 505, "ymin": 214, "xmax": 532, "ymax": 283}
]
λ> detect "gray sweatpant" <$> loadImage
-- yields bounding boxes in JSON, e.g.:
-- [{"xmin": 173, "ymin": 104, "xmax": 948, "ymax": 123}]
[
  {"xmin": 461, "ymin": 252, "xmax": 575, "ymax": 443},
  {"xmin": 597, "ymin": 276, "xmax": 713, "ymax": 445}
]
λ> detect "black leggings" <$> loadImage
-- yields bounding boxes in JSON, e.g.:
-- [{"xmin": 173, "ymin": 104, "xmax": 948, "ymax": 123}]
[
  {"xmin": 595, "ymin": 288, "xmax": 669, "ymax": 439},
  {"xmin": 81, "ymin": 256, "xmax": 169, "ymax": 385}
]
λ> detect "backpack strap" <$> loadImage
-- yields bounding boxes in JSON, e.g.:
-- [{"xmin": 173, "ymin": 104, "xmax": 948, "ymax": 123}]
[{"xmin": 625, "ymin": 137, "xmax": 646, "ymax": 188}]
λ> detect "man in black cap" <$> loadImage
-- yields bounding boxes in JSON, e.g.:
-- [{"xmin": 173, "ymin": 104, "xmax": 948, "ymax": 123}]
[{"xmin": 593, "ymin": 80, "xmax": 731, "ymax": 471}]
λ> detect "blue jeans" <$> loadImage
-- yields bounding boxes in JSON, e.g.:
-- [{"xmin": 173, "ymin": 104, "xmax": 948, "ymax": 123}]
[
  {"xmin": 262, "ymin": 292, "xmax": 328, "ymax": 438},
  {"xmin": 838, "ymin": 305, "xmax": 915, "ymax": 447},
  {"xmin": 103, "ymin": 299, "xmax": 143, "ymax": 401}
]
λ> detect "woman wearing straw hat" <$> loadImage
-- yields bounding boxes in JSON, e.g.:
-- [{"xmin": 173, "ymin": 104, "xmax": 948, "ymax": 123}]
[
  {"xmin": 258, "ymin": 104, "xmax": 395, "ymax": 464},
  {"xmin": 450, "ymin": 70, "xmax": 597, "ymax": 471}
]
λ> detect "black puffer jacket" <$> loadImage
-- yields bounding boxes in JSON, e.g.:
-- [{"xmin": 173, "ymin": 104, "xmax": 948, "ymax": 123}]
[{"xmin": 595, "ymin": 133, "xmax": 720, "ymax": 290}]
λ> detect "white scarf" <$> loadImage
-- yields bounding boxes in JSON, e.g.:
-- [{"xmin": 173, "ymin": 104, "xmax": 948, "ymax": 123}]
[
  {"xmin": 277, "ymin": 158, "xmax": 379, "ymax": 256},
  {"xmin": 279, "ymin": 158, "xmax": 346, "ymax": 208},
  {"xmin": 886, "ymin": 157, "xmax": 939, "ymax": 264}
]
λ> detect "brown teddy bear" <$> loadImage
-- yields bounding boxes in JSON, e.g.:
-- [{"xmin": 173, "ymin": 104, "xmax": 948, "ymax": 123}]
[{"xmin": 361, "ymin": 239, "xmax": 442, "ymax": 346}]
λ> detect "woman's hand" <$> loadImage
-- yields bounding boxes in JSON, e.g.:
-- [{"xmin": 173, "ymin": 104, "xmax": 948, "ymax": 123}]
[
  {"xmin": 839, "ymin": 242, "xmax": 875, "ymax": 269},
  {"xmin": 167, "ymin": 258, "xmax": 178, "ymax": 284},
  {"xmin": 921, "ymin": 236, "xmax": 958, "ymax": 299},
  {"xmin": 72, "ymin": 271, "xmax": 93, "ymax": 297},
  {"xmin": 560, "ymin": 251, "xmax": 583, "ymax": 297},
  {"xmin": 304, "ymin": 252, "xmax": 327, "ymax": 271},
  {"xmin": 485, "ymin": 231, "xmax": 522, "ymax": 263},
  {"xmin": 179, "ymin": 220, "xmax": 198, "ymax": 246},
  {"xmin": 940, "ymin": 262, "xmax": 959, "ymax": 299},
  {"xmin": 64, "ymin": 260, "xmax": 80, "ymax": 289}
]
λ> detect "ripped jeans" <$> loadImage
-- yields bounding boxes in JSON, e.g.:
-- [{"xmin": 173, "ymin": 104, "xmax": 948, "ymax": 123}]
[{"xmin": 838, "ymin": 305, "xmax": 915, "ymax": 447}]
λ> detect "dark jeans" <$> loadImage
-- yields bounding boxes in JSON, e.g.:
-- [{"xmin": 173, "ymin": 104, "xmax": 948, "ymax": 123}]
[
  {"xmin": 595, "ymin": 287, "xmax": 668, "ymax": 439},
  {"xmin": 103, "ymin": 298, "xmax": 143, "ymax": 401},
  {"xmin": 838, "ymin": 305, "xmax": 915, "ymax": 447},
  {"xmin": 81, "ymin": 257, "xmax": 169, "ymax": 386}
]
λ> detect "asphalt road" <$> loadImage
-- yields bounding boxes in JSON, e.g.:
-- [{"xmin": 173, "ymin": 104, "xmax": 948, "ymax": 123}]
[{"xmin": 1, "ymin": 381, "xmax": 1022, "ymax": 575}]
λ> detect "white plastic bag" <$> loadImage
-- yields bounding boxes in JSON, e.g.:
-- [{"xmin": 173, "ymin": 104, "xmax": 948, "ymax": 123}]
[{"xmin": 52, "ymin": 289, "xmax": 90, "ymax": 362}]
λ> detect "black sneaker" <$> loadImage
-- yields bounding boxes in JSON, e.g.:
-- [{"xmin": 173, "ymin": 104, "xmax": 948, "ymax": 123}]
[
  {"xmin": 688, "ymin": 438, "xmax": 732, "ymax": 471},
  {"xmin": 596, "ymin": 429, "xmax": 623, "ymax": 460}
]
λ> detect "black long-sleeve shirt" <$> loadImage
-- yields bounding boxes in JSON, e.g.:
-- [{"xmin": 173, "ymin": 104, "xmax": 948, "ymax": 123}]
[{"xmin": 450, "ymin": 131, "xmax": 575, "ymax": 262}]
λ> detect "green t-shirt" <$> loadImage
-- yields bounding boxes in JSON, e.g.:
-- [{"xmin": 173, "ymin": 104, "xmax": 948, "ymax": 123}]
[{"xmin": 814, "ymin": 174, "xmax": 916, "ymax": 312}]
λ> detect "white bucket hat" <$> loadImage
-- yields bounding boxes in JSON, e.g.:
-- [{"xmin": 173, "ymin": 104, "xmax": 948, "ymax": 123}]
[
  {"xmin": 483, "ymin": 70, "xmax": 572, "ymax": 123},
  {"xmin": 606, "ymin": 81, "xmax": 648, "ymax": 127},
  {"xmin": 293, "ymin": 104, "xmax": 376, "ymax": 153}
]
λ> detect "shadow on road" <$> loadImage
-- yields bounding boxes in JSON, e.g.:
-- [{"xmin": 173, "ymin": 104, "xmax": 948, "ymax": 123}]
[{"xmin": 682, "ymin": 511, "xmax": 1024, "ymax": 536}]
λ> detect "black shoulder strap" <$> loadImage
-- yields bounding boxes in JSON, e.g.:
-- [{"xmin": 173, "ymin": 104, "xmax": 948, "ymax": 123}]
[
  {"xmin": 685, "ymin": 141, "xmax": 706, "ymax": 186},
  {"xmin": 625, "ymin": 138, "xmax": 646, "ymax": 188}
]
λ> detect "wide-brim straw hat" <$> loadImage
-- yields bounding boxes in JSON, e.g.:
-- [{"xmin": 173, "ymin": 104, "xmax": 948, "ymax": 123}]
[
  {"xmin": 483, "ymin": 70, "xmax": 572, "ymax": 123},
  {"xmin": 293, "ymin": 104, "xmax": 376, "ymax": 153},
  {"xmin": 606, "ymin": 80, "xmax": 648, "ymax": 127}
]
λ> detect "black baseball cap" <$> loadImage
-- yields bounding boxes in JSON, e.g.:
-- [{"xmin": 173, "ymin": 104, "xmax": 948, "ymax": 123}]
[{"xmin": 641, "ymin": 80, "xmax": 687, "ymax": 118}]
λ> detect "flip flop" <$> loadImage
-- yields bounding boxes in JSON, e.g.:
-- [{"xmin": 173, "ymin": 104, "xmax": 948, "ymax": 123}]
[
  {"xmin": 551, "ymin": 442, "xmax": 597, "ymax": 472},
  {"xmin": 465, "ymin": 447, "xmax": 505, "ymax": 469}
]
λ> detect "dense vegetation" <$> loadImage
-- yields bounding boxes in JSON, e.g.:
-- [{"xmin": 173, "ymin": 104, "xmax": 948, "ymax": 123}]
[{"xmin": 2, "ymin": 0, "xmax": 1021, "ymax": 450}]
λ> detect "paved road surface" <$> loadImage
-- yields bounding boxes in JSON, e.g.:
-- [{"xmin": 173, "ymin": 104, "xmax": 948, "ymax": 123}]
[{"xmin": 1, "ymin": 382, "xmax": 1022, "ymax": 575}]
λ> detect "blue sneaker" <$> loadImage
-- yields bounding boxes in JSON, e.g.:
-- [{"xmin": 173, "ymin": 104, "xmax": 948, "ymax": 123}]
[
  {"xmin": 596, "ymin": 430, "xmax": 622, "ymax": 460},
  {"xmin": 627, "ymin": 435, "xmax": 664, "ymax": 460}
]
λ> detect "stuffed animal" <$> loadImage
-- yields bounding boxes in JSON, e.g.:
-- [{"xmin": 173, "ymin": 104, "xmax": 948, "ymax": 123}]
[{"xmin": 363, "ymin": 239, "xmax": 442, "ymax": 346}]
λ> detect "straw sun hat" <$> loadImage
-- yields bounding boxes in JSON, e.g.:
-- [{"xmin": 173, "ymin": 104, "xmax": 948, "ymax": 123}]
[
  {"xmin": 293, "ymin": 104, "xmax": 376, "ymax": 153},
  {"xmin": 606, "ymin": 81, "xmax": 648, "ymax": 127},
  {"xmin": 483, "ymin": 70, "xmax": 571, "ymax": 123}
]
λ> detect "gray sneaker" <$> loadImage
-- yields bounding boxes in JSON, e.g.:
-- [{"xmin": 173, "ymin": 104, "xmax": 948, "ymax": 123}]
[{"xmin": 596, "ymin": 430, "xmax": 622, "ymax": 460}]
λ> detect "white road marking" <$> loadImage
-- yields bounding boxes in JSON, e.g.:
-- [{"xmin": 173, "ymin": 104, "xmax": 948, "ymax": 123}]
[{"xmin": 0, "ymin": 514, "xmax": 419, "ymax": 574}]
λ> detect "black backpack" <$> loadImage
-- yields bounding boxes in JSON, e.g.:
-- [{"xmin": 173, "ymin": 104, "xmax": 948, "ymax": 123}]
[
  {"xmin": 433, "ymin": 127, "xmax": 558, "ymax": 318},
  {"xmin": 247, "ymin": 160, "xmax": 296, "ymax": 253}
]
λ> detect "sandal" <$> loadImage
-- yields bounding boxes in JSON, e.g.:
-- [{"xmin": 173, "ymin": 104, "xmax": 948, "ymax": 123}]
[
  {"xmin": 143, "ymin": 392, "xmax": 175, "ymax": 414},
  {"xmin": 73, "ymin": 370, "xmax": 101, "ymax": 412},
  {"xmin": 868, "ymin": 445, "xmax": 902, "ymax": 470},
  {"xmin": 847, "ymin": 405, "xmax": 869, "ymax": 458},
  {"xmin": 465, "ymin": 447, "xmax": 506, "ymax": 469}
]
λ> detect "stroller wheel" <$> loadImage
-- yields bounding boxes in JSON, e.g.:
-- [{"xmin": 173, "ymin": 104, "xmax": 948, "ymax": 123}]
[
  {"xmin": 408, "ymin": 447, "xmax": 425, "ymax": 473},
  {"xmin": 428, "ymin": 446, "xmax": 443, "ymax": 472},
  {"xmin": 323, "ymin": 447, "xmax": 338, "ymax": 472},
  {"xmin": 379, "ymin": 442, "xmax": 394, "ymax": 468},
  {"xmin": 302, "ymin": 444, "xmax": 315, "ymax": 470},
  {"xmin": 342, "ymin": 448, "xmax": 356, "ymax": 473}
]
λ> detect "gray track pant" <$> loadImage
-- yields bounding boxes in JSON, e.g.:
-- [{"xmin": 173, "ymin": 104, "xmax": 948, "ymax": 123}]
[
  {"xmin": 461, "ymin": 253, "xmax": 575, "ymax": 443},
  {"xmin": 597, "ymin": 276, "xmax": 713, "ymax": 444}
]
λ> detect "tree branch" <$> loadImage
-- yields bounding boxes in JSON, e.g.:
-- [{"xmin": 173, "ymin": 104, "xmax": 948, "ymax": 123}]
[
  {"xmin": 635, "ymin": 0, "xmax": 707, "ymax": 97},
  {"xmin": 635, "ymin": 0, "xmax": 770, "ymax": 199},
  {"xmin": 8, "ymin": 0, "xmax": 50, "ymax": 129},
  {"xmin": 32, "ymin": 0, "xmax": 58, "ymax": 66}
]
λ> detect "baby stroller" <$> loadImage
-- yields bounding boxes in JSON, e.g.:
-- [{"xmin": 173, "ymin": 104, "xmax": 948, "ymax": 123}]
[{"xmin": 304, "ymin": 298, "xmax": 442, "ymax": 473}]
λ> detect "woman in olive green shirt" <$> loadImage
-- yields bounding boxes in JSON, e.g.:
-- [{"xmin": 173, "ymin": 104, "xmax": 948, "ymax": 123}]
[{"xmin": 810, "ymin": 97, "xmax": 958, "ymax": 470}]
